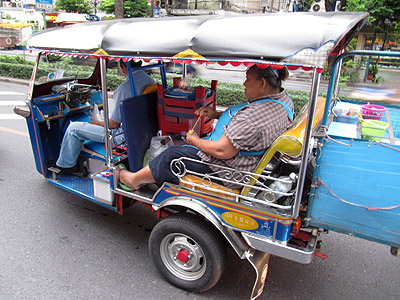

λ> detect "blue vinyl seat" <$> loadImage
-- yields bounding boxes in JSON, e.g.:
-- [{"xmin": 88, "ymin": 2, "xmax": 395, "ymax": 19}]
[{"xmin": 120, "ymin": 92, "xmax": 159, "ymax": 172}]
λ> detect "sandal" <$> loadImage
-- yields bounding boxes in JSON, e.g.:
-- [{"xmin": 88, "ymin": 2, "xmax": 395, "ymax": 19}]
[{"xmin": 117, "ymin": 164, "xmax": 135, "ymax": 191}]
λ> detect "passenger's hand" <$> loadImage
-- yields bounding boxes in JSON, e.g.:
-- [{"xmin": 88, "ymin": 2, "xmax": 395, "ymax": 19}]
[
  {"xmin": 90, "ymin": 117, "xmax": 100, "ymax": 125},
  {"xmin": 195, "ymin": 106, "xmax": 219, "ymax": 119},
  {"xmin": 186, "ymin": 131, "xmax": 200, "ymax": 145}
]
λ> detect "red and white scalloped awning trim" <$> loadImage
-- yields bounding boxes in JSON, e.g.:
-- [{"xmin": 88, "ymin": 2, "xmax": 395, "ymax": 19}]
[{"xmin": 35, "ymin": 50, "xmax": 323, "ymax": 73}]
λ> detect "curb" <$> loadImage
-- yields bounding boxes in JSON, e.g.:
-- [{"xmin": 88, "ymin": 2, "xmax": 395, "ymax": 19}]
[{"xmin": 0, "ymin": 76, "xmax": 30, "ymax": 86}]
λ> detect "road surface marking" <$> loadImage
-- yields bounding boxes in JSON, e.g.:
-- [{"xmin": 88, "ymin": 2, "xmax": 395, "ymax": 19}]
[
  {"xmin": 0, "ymin": 91, "xmax": 25, "ymax": 96},
  {"xmin": 0, "ymin": 101, "xmax": 26, "ymax": 105},
  {"xmin": 0, "ymin": 126, "xmax": 28, "ymax": 136}
]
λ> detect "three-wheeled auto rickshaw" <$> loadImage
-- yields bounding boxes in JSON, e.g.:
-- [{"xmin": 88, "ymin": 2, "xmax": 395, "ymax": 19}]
[{"xmin": 14, "ymin": 12, "xmax": 400, "ymax": 299}]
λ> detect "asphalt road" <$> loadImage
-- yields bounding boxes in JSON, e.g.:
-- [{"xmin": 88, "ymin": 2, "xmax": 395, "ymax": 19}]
[{"xmin": 0, "ymin": 81, "xmax": 399, "ymax": 300}]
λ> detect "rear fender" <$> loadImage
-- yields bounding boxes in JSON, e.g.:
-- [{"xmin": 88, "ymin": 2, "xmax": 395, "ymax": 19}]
[{"xmin": 154, "ymin": 196, "xmax": 250, "ymax": 259}]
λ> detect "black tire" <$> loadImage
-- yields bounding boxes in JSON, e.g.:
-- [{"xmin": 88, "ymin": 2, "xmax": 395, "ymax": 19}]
[
  {"xmin": 390, "ymin": 246, "xmax": 400, "ymax": 257},
  {"xmin": 149, "ymin": 213, "xmax": 226, "ymax": 292}
]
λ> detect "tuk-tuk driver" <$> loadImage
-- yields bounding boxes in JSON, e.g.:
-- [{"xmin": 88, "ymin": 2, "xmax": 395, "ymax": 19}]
[
  {"xmin": 55, "ymin": 60, "xmax": 155, "ymax": 173},
  {"xmin": 118, "ymin": 65, "xmax": 294, "ymax": 190}
]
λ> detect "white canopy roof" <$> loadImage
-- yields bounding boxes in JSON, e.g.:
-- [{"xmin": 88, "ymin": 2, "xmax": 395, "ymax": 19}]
[{"xmin": 29, "ymin": 12, "xmax": 369, "ymax": 68}]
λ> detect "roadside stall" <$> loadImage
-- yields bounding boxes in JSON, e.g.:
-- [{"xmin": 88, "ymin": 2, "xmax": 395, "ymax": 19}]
[{"xmin": 14, "ymin": 12, "xmax": 399, "ymax": 299}]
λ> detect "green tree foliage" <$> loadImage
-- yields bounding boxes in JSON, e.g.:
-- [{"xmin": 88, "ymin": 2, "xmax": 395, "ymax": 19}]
[
  {"xmin": 345, "ymin": 0, "xmax": 400, "ymax": 37},
  {"xmin": 55, "ymin": 0, "xmax": 93, "ymax": 14},
  {"xmin": 345, "ymin": 0, "xmax": 400, "ymax": 82},
  {"xmin": 98, "ymin": 0, "xmax": 150, "ymax": 18},
  {"xmin": 98, "ymin": 0, "xmax": 115, "ymax": 15},
  {"xmin": 124, "ymin": 0, "xmax": 150, "ymax": 17}
]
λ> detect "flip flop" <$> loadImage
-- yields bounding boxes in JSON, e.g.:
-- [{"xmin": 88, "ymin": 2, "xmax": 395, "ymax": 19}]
[{"xmin": 117, "ymin": 164, "xmax": 135, "ymax": 192}]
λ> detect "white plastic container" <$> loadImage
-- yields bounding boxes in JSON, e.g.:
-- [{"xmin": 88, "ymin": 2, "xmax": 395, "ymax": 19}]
[{"xmin": 92, "ymin": 170, "xmax": 114, "ymax": 205}]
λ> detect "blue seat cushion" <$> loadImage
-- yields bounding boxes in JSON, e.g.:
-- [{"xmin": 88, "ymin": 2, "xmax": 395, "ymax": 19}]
[{"xmin": 81, "ymin": 140, "xmax": 106, "ymax": 161}]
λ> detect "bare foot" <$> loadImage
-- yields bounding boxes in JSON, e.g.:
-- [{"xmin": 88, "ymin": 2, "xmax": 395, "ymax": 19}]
[{"xmin": 119, "ymin": 167, "xmax": 141, "ymax": 190}]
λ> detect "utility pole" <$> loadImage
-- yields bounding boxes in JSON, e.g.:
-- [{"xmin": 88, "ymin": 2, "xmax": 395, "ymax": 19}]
[{"xmin": 115, "ymin": 0, "xmax": 124, "ymax": 19}]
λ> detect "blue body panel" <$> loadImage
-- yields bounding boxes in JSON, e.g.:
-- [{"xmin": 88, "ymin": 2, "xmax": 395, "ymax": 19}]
[
  {"xmin": 308, "ymin": 137, "xmax": 400, "ymax": 248},
  {"xmin": 26, "ymin": 103, "xmax": 47, "ymax": 175},
  {"xmin": 27, "ymin": 90, "xmax": 104, "ymax": 175},
  {"xmin": 153, "ymin": 185, "xmax": 293, "ymax": 242}
]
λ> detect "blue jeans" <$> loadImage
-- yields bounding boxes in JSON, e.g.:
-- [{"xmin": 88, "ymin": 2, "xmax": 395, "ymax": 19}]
[{"xmin": 56, "ymin": 122, "xmax": 120, "ymax": 168}]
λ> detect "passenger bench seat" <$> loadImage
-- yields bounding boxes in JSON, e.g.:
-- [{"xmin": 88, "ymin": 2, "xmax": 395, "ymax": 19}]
[{"xmin": 181, "ymin": 97, "xmax": 327, "ymax": 199}]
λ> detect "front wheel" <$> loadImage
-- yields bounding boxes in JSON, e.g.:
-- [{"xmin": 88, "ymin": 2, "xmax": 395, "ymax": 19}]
[
  {"xmin": 390, "ymin": 246, "xmax": 400, "ymax": 257},
  {"xmin": 149, "ymin": 213, "xmax": 226, "ymax": 292}
]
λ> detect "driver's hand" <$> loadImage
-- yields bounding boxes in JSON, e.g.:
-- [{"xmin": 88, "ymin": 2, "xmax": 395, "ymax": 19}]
[
  {"xmin": 186, "ymin": 131, "xmax": 200, "ymax": 145},
  {"xmin": 195, "ymin": 106, "xmax": 219, "ymax": 119}
]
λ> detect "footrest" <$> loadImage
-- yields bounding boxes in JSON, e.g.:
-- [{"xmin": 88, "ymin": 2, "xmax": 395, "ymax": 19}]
[{"xmin": 48, "ymin": 166, "xmax": 61, "ymax": 174}]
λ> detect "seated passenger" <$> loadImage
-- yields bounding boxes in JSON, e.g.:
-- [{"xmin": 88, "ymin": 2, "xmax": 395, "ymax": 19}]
[
  {"xmin": 55, "ymin": 60, "xmax": 156, "ymax": 173},
  {"xmin": 118, "ymin": 65, "xmax": 294, "ymax": 190}
]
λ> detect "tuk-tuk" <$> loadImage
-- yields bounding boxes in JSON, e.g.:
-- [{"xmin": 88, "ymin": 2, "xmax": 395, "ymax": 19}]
[{"xmin": 14, "ymin": 12, "xmax": 400, "ymax": 299}]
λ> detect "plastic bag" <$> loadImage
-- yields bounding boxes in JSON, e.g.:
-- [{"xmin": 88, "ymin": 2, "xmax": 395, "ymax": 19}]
[
  {"xmin": 149, "ymin": 135, "xmax": 175, "ymax": 161},
  {"xmin": 91, "ymin": 103, "xmax": 104, "ymax": 121}
]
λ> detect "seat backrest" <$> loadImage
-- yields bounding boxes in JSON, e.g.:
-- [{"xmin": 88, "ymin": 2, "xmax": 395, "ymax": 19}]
[
  {"xmin": 120, "ymin": 92, "xmax": 159, "ymax": 172},
  {"xmin": 241, "ymin": 96, "xmax": 326, "ymax": 196},
  {"xmin": 282, "ymin": 96, "xmax": 326, "ymax": 143}
]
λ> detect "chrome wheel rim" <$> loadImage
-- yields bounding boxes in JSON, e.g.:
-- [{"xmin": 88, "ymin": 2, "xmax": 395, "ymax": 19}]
[{"xmin": 159, "ymin": 233, "xmax": 206, "ymax": 281}]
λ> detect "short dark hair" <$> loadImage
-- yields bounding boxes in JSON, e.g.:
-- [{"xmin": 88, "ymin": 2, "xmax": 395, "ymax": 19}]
[
  {"xmin": 249, "ymin": 65, "xmax": 289, "ymax": 89},
  {"xmin": 118, "ymin": 60, "xmax": 143, "ymax": 69}
]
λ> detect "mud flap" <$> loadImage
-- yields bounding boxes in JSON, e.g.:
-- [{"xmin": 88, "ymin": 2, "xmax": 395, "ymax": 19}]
[{"xmin": 246, "ymin": 250, "xmax": 271, "ymax": 300}]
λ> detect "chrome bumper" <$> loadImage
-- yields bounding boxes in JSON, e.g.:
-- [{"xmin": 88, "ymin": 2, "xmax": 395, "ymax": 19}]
[{"xmin": 242, "ymin": 229, "xmax": 318, "ymax": 264}]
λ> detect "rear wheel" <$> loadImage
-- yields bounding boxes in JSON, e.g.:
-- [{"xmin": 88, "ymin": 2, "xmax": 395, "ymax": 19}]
[{"xmin": 149, "ymin": 213, "xmax": 226, "ymax": 292}]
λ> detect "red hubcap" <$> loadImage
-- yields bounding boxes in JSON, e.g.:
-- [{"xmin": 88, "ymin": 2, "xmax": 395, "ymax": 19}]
[{"xmin": 177, "ymin": 250, "xmax": 189, "ymax": 263}]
